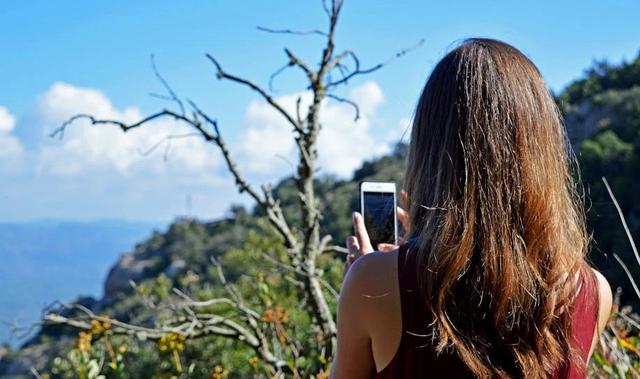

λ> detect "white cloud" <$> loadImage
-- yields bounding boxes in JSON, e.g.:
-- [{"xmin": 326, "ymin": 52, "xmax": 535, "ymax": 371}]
[
  {"xmin": 349, "ymin": 81, "xmax": 384, "ymax": 115},
  {"xmin": 239, "ymin": 95, "xmax": 298, "ymax": 173},
  {"xmin": 35, "ymin": 82, "xmax": 220, "ymax": 176},
  {"xmin": 0, "ymin": 106, "xmax": 23, "ymax": 172},
  {"xmin": 238, "ymin": 81, "xmax": 393, "ymax": 178},
  {"xmin": 0, "ymin": 134, "xmax": 22, "ymax": 163},
  {"xmin": 0, "ymin": 80, "xmax": 405, "ymax": 221},
  {"xmin": 0, "ymin": 106, "xmax": 16, "ymax": 132},
  {"xmin": 0, "ymin": 83, "xmax": 240, "ymax": 221}
]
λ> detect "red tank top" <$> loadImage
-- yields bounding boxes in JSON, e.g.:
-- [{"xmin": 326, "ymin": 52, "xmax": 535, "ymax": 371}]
[{"xmin": 375, "ymin": 244, "xmax": 599, "ymax": 378}]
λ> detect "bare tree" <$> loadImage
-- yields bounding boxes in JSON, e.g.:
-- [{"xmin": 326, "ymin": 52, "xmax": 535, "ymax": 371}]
[{"xmin": 44, "ymin": 0, "xmax": 421, "ymax": 376}]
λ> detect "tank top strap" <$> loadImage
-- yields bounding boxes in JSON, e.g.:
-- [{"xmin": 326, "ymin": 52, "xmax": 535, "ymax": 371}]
[
  {"xmin": 396, "ymin": 243, "xmax": 418, "ymax": 318},
  {"xmin": 396, "ymin": 243, "xmax": 429, "ymax": 339}
]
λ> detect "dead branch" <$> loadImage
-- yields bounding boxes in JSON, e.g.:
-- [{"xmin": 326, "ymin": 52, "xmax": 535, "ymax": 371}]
[
  {"xmin": 151, "ymin": 54, "xmax": 185, "ymax": 116},
  {"xmin": 50, "ymin": 111, "xmax": 192, "ymax": 140},
  {"xmin": 269, "ymin": 62, "xmax": 293, "ymax": 92},
  {"xmin": 322, "ymin": 245, "xmax": 349, "ymax": 255},
  {"xmin": 206, "ymin": 54, "xmax": 303, "ymax": 133},
  {"xmin": 42, "ymin": 302, "xmax": 290, "ymax": 373},
  {"xmin": 325, "ymin": 39, "xmax": 425, "ymax": 89},
  {"xmin": 138, "ymin": 132, "xmax": 201, "ymax": 160},
  {"xmin": 602, "ymin": 177, "xmax": 640, "ymax": 268},
  {"xmin": 613, "ymin": 254, "xmax": 640, "ymax": 300},
  {"xmin": 284, "ymin": 48, "xmax": 314, "ymax": 82},
  {"xmin": 257, "ymin": 25, "xmax": 328, "ymax": 37},
  {"xmin": 326, "ymin": 93, "xmax": 360, "ymax": 121}
]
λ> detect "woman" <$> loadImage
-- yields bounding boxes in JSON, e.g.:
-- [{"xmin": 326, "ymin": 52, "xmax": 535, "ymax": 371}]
[{"xmin": 331, "ymin": 39, "xmax": 612, "ymax": 378}]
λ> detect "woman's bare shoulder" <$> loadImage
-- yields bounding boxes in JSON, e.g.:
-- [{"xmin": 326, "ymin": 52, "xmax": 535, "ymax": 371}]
[
  {"xmin": 587, "ymin": 267, "xmax": 612, "ymax": 357},
  {"xmin": 591, "ymin": 268, "xmax": 612, "ymax": 333},
  {"xmin": 344, "ymin": 251, "xmax": 399, "ymax": 293},
  {"xmin": 341, "ymin": 250, "xmax": 400, "ymax": 323}
]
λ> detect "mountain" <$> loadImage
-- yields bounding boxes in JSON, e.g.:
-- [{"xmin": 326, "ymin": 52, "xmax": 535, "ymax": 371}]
[{"xmin": 0, "ymin": 220, "xmax": 163, "ymax": 347}]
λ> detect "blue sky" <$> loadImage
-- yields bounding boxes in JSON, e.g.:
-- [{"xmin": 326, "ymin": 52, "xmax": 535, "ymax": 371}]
[{"xmin": 0, "ymin": 0, "xmax": 638, "ymax": 223}]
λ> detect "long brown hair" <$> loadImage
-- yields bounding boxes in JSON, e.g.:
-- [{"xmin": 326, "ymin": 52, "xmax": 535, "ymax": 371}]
[{"xmin": 404, "ymin": 38, "xmax": 589, "ymax": 378}]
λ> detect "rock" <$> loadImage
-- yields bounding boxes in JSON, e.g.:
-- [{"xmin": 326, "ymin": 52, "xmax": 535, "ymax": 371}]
[
  {"xmin": 163, "ymin": 259, "xmax": 186, "ymax": 277},
  {"xmin": 564, "ymin": 100, "xmax": 611, "ymax": 147},
  {"xmin": 103, "ymin": 250, "xmax": 163, "ymax": 300}
]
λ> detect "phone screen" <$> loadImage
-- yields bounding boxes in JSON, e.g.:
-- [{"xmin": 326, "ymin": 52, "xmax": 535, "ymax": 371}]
[{"xmin": 362, "ymin": 191, "xmax": 396, "ymax": 248}]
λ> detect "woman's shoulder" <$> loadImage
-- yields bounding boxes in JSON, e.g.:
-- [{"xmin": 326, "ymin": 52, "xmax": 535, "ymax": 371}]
[
  {"xmin": 590, "ymin": 267, "xmax": 612, "ymax": 337},
  {"xmin": 344, "ymin": 251, "xmax": 399, "ymax": 292},
  {"xmin": 341, "ymin": 250, "xmax": 401, "ymax": 326},
  {"xmin": 580, "ymin": 266, "xmax": 612, "ymax": 357}
]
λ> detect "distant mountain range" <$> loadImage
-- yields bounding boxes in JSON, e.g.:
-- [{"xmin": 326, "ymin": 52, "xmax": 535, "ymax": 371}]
[{"xmin": 0, "ymin": 220, "xmax": 164, "ymax": 346}]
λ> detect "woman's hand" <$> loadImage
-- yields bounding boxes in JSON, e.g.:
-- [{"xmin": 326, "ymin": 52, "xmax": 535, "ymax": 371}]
[
  {"xmin": 345, "ymin": 212, "xmax": 374, "ymax": 273},
  {"xmin": 344, "ymin": 190, "xmax": 410, "ymax": 274}
]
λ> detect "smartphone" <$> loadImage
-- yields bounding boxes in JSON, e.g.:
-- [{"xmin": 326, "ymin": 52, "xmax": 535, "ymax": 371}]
[{"xmin": 360, "ymin": 181, "xmax": 398, "ymax": 249}]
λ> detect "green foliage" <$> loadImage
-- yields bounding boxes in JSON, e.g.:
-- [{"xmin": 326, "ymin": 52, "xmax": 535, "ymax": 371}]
[
  {"xmin": 560, "ymin": 53, "xmax": 640, "ymax": 108},
  {"xmin": 569, "ymin": 80, "xmax": 640, "ymax": 309}
]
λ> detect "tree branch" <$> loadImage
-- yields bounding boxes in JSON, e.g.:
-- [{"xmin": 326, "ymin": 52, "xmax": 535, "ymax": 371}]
[
  {"xmin": 150, "ymin": 54, "xmax": 185, "ymax": 116},
  {"xmin": 50, "ymin": 111, "xmax": 192, "ymax": 140},
  {"xmin": 326, "ymin": 93, "xmax": 360, "ymax": 121},
  {"xmin": 603, "ymin": 176, "xmax": 640, "ymax": 268},
  {"xmin": 138, "ymin": 132, "xmax": 201, "ymax": 160},
  {"xmin": 322, "ymin": 245, "xmax": 349, "ymax": 255},
  {"xmin": 269, "ymin": 62, "xmax": 293, "ymax": 92},
  {"xmin": 206, "ymin": 54, "xmax": 302, "ymax": 133},
  {"xmin": 257, "ymin": 25, "xmax": 328, "ymax": 37},
  {"xmin": 42, "ymin": 303, "xmax": 291, "ymax": 373},
  {"xmin": 325, "ymin": 39, "xmax": 425, "ymax": 89},
  {"xmin": 284, "ymin": 48, "xmax": 315, "ymax": 83}
]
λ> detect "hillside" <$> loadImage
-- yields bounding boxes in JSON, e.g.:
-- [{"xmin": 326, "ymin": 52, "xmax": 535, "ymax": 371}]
[{"xmin": 561, "ymin": 53, "xmax": 640, "ymax": 306}]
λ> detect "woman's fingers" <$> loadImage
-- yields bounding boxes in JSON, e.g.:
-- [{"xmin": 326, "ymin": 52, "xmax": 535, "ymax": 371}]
[
  {"xmin": 352, "ymin": 212, "xmax": 374, "ymax": 254},
  {"xmin": 344, "ymin": 212, "xmax": 374, "ymax": 275},
  {"xmin": 397, "ymin": 206, "xmax": 410, "ymax": 234},
  {"xmin": 377, "ymin": 243, "xmax": 397, "ymax": 252},
  {"xmin": 346, "ymin": 235, "xmax": 360, "ymax": 260},
  {"xmin": 400, "ymin": 189, "xmax": 408, "ymax": 209},
  {"xmin": 399, "ymin": 189, "xmax": 410, "ymax": 235},
  {"xmin": 345, "ymin": 235, "xmax": 360, "ymax": 274}
]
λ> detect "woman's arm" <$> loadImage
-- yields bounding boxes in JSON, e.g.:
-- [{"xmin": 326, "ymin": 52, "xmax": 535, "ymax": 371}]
[
  {"xmin": 331, "ymin": 257, "xmax": 377, "ymax": 378},
  {"xmin": 331, "ymin": 212, "xmax": 376, "ymax": 378}
]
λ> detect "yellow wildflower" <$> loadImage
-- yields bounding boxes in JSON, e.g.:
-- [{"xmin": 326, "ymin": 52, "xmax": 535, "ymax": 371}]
[
  {"xmin": 76, "ymin": 331, "xmax": 92, "ymax": 351},
  {"xmin": 211, "ymin": 365, "xmax": 228, "ymax": 379},
  {"xmin": 157, "ymin": 333, "xmax": 186, "ymax": 353}
]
